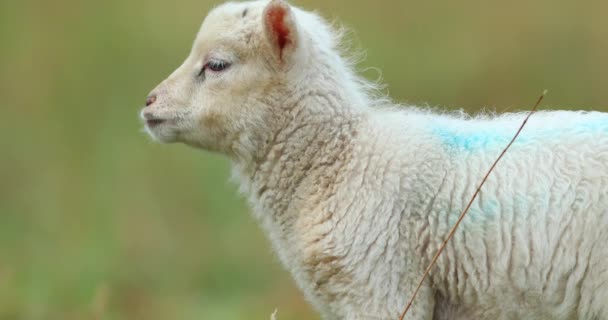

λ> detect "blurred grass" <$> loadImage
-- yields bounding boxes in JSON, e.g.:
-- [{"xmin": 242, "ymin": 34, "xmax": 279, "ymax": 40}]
[{"xmin": 0, "ymin": 0, "xmax": 606, "ymax": 319}]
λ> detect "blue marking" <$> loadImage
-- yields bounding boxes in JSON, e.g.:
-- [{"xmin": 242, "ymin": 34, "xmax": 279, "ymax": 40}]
[
  {"xmin": 433, "ymin": 126, "xmax": 513, "ymax": 152},
  {"xmin": 442, "ymin": 203, "xmax": 499, "ymax": 230},
  {"xmin": 464, "ymin": 199, "xmax": 500, "ymax": 223},
  {"xmin": 479, "ymin": 199, "xmax": 499, "ymax": 218},
  {"xmin": 434, "ymin": 116, "xmax": 608, "ymax": 152},
  {"xmin": 576, "ymin": 118, "xmax": 608, "ymax": 133}
]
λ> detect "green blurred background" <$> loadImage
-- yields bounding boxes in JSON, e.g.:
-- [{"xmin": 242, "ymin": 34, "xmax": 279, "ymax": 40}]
[{"xmin": 0, "ymin": 0, "xmax": 606, "ymax": 319}]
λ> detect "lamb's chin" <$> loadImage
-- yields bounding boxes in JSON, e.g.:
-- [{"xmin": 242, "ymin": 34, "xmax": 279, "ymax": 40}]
[{"xmin": 144, "ymin": 125, "xmax": 179, "ymax": 144}]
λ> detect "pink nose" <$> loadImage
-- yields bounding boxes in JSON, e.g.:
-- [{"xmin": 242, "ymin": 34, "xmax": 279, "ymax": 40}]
[{"xmin": 145, "ymin": 95, "xmax": 157, "ymax": 106}]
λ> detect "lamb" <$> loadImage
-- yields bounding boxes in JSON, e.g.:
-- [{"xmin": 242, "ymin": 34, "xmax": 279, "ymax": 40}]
[{"xmin": 139, "ymin": 0, "xmax": 608, "ymax": 319}]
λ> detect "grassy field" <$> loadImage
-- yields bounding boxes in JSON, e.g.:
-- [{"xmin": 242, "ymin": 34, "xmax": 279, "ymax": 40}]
[{"xmin": 0, "ymin": 0, "xmax": 606, "ymax": 319}]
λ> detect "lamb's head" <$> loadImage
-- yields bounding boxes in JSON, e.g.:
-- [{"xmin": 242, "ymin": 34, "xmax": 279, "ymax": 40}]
[{"xmin": 140, "ymin": 0, "xmax": 345, "ymax": 159}]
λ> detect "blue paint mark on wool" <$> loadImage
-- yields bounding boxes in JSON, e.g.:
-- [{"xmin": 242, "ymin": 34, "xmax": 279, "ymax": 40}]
[
  {"xmin": 577, "ymin": 118, "xmax": 608, "ymax": 133},
  {"xmin": 453, "ymin": 199, "xmax": 501, "ymax": 224},
  {"xmin": 433, "ymin": 126, "xmax": 514, "ymax": 152},
  {"xmin": 434, "ymin": 115, "xmax": 608, "ymax": 152}
]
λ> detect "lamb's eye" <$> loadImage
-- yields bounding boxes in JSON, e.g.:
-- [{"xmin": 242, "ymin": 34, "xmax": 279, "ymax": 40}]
[{"xmin": 205, "ymin": 59, "xmax": 231, "ymax": 72}]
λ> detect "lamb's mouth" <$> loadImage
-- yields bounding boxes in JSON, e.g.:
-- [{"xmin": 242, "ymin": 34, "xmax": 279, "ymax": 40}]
[
  {"xmin": 141, "ymin": 109, "xmax": 169, "ymax": 129},
  {"xmin": 146, "ymin": 119, "xmax": 166, "ymax": 128}
]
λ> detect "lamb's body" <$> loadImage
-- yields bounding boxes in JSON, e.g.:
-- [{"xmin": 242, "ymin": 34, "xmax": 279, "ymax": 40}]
[
  {"xmin": 142, "ymin": 1, "xmax": 608, "ymax": 318},
  {"xmin": 237, "ymin": 100, "xmax": 608, "ymax": 319}
]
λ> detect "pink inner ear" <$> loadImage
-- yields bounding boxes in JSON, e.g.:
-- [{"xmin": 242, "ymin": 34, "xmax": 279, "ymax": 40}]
[{"xmin": 267, "ymin": 5, "xmax": 290, "ymax": 53}]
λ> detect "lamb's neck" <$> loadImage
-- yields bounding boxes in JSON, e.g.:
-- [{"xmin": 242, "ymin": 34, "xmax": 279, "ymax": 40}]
[{"xmin": 234, "ymin": 90, "xmax": 363, "ymax": 231}]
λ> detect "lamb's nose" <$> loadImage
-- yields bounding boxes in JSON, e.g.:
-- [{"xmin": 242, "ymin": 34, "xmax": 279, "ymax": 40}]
[{"xmin": 145, "ymin": 94, "xmax": 157, "ymax": 107}]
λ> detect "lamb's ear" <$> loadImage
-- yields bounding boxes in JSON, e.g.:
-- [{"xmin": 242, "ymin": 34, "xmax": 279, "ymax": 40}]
[{"xmin": 263, "ymin": 0, "xmax": 299, "ymax": 62}]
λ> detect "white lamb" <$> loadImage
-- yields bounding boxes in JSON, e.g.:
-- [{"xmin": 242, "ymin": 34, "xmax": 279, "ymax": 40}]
[{"xmin": 140, "ymin": 1, "xmax": 608, "ymax": 319}]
